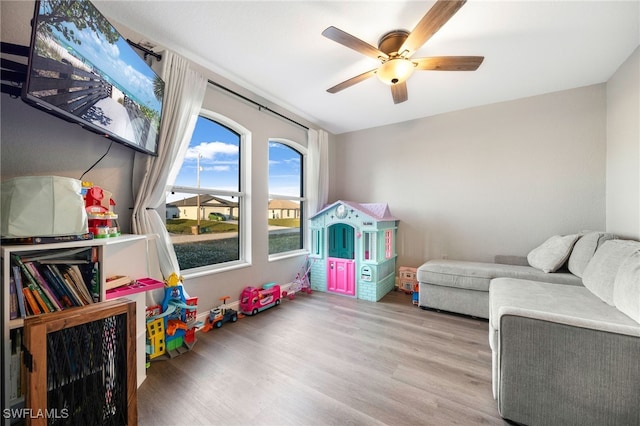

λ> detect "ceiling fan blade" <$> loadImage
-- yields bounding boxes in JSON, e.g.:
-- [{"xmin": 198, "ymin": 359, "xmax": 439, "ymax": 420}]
[
  {"xmin": 391, "ymin": 82, "xmax": 408, "ymax": 104},
  {"xmin": 322, "ymin": 26, "xmax": 389, "ymax": 61},
  {"xmin": 400, "ymin": 0, "xmax": 467, "ymax": 56},
  {"xmin": 327, "ymin": 68, "xmax": 378, "ymax": 94},
  {"xmin": 414, "ymin": 56, "xmax": 484, "ymax": 71}
]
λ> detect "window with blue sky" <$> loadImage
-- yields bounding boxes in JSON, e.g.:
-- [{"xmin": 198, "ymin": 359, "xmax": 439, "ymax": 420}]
[
  {"xmin": 268, "ymin": 140, "xmax": 304, "ymax": 256},
  {"xmin": 166, "ymin": 115, "xmax": 243, "ymax": 271}
]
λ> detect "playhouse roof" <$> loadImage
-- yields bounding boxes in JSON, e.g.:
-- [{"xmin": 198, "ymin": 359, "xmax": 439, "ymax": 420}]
[{"xmin": 311, "ymin": 200, "xmax": 398, "ymax": 222}]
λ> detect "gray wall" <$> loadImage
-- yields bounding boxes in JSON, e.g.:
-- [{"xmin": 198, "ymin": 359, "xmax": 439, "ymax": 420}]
[
  {"xmin": 606, "ymin": 46, "xmax": 640, "ymax": 239},
  {"xmin": 330, "ymin": 84, "xmax": 608, "ymax": 267}
]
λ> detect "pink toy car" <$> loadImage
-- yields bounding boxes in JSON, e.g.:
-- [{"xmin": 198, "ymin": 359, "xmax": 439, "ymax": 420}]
[{"xmin": 239, "ymin": 283, "xmax": 281, "ymax": 315}]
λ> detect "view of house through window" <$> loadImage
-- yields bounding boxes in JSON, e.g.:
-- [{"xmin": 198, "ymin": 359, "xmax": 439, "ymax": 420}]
[
  {"xmin": 166, "ymin": 114, "xmax": 243, "ymax": 271},
  {"xmin": 268, "ymin": 140, "xmax": 304, "ymax": 255}
]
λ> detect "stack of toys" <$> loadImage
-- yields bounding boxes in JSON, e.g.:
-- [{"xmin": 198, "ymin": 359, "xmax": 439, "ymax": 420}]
[
  {"xmin": 145, "ymin": 273, "xmax": 200, "ymax": 360},
  {"xmin": 82, "ymin": 182, "xmax": 120, "ymax": 238}
]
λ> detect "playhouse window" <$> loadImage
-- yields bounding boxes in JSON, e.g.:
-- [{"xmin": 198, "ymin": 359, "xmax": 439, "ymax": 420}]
[
  {"xmin": 166, "ymin": 112, "xmax": 247, "ymax": 272},
  {"xmin": 268, "ymin": 139, "xmax": 306, "ymax": 258},
  {"xmin": 364, "ymin": 232, "xmax": 376, "ymax": 261},
  {"xmin": 311, "ymin": 228, "xmax": 322, "ymax": 257},
  {"xmin": 385, "ymin": 229, "xmax": 394, "ymax": 259}
]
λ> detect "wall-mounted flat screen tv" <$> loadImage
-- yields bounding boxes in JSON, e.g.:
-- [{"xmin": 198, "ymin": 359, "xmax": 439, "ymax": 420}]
[{"xmin": 22, "ymin": 0, "xmax": 164, "ymax": 156}]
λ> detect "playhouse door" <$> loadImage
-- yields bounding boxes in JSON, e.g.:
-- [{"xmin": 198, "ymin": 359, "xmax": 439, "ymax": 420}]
[
  {"xmin": 328, "ymin": 223, "xmax": 355, "ymax": 259},
  {"xmin": 327, "ymin": 258, "xmax": 355, "ymax": 296}
]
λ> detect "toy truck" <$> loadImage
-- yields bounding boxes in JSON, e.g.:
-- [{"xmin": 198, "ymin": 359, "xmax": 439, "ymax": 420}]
[
  {"xmin": 239, "ymin": 282, "xmax": 281, "ymax": 315},
  {"xmin": 201, "ymin": 296, "xmax": 238, "ymax": 332}
]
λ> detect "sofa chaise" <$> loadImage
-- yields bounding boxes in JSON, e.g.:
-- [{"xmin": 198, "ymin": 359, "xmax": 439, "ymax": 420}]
[
  {"xmin": 490, "ymin": 236, "xmax": 640, "ymax": 425},
  {"xmin": 418, "ymin": 231, "xmax": 640, "ymax": 425},
  {"xmin": 416, "ymin": 232, "xmax": 600, "ymax": 319}
]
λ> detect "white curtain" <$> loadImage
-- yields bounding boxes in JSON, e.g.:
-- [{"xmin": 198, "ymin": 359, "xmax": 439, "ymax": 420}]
[
  {"xmin": 306, "ymin": 128, "xmax": 329, "ymax": 215},
  {"xmin": 132, "ymin": 51, "xmax": 207, "ymax": 279}
]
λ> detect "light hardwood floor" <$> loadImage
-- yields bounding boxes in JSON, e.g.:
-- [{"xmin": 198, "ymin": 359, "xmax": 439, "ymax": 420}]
[{"xmin": 137, "ymin": 290, "xmax": 509, "ymax": 426}]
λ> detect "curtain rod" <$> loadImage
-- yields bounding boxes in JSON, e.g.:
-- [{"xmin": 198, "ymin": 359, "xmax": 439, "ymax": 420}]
[
  {"xmin": 208, "ymin": 79, "xmax": 309, "ymax": 131},
  {"xmin": 126, "ymin": 39, "xmax": 162, "ymax": 62}
]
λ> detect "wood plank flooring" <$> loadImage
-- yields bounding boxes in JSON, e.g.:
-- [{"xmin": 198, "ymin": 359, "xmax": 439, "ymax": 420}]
[{"xmin": 137, "ymin": 290, "xmax": 508, "ymax": 426}]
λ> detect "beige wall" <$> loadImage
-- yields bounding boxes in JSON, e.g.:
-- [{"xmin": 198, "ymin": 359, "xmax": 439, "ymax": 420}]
[
  {"xmin": 330, "ymin": 85, "xmax": 608, "ymax": 267},
  {"xmin": 606, "ymin": 46, "xmax": 640, "ymax": 239}
]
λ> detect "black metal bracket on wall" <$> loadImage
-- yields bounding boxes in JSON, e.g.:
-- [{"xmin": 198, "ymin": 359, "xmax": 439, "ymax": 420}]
[
  {"xmin": 126, "ymin": 39, "xmax": 162, "ymax": 62},
  {"xmin": 1, "ymin": 42, "xmax": 28, "ymax": 97}
]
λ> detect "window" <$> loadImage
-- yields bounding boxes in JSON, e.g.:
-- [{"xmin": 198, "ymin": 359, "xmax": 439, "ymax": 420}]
[
  {"xmin": 268, "ymin": 140, "xmax": 305, "ymax": 257},
  {"xmin": 363, "ymin": 231, "xmax": 376, "ymax": 261},
  {"xmin": 384, "ymin": 229, "xmax": 394, "ymax": 259},
  {"xmin": 166, "ymin": 112, "xmax": 247, "ymax": 272}
]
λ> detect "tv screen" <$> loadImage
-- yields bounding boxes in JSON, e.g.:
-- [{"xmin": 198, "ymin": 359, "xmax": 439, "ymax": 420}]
[{"xmin": 22, "ymin": 0, "xmax": 164, "ymax": 156}]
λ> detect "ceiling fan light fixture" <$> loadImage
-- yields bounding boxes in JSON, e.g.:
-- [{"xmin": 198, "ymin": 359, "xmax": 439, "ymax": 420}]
[{"xmin": 377, "ymin": 58, "xmax": 415, "ymax": 85}]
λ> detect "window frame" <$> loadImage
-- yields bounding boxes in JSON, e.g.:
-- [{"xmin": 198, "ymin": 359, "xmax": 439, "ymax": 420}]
[
  {"xmin": 268, "ymin": 138, "xmax": 308, "ymax": 261},
  {"xmin": 167, "ymin": 109, "xmax": 252, "ymax": 278}
]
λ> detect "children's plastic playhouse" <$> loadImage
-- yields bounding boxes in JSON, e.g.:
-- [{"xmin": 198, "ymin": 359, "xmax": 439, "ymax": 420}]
[{"xmin": 308, "ymin": 200, "xmax": 398, "ymax": 302}]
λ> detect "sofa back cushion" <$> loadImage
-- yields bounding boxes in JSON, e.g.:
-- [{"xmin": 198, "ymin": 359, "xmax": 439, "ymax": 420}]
[
  {"xmin": 568, "ymin": 231, "xmax": 617, "ymax": 278},
  {"xmin": 527, "ymin": 234, "xmax": 581, "ymax": 273},
  {"xmin": 613, "ymin": 249, "xmax": 640, "ymax": 323},
  {"xmin": 582, "ymin": 240, "xmax": 640, "ymax": 305}
]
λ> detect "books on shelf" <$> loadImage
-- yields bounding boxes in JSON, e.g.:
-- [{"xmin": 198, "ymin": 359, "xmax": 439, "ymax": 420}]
[
  {"xmin": 9, "ymin": 276, "xmax": 18, "ymax": 320},
  {"xmin": 9, "ymin": 247, "xmax": 99, "ymax": 318},
  {"xmin": 12, "ymin": 266, "xmax": 26, "ymax": 319}
]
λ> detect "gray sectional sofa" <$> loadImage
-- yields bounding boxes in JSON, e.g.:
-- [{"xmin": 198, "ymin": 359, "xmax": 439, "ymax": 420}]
[{"xmin": 418, "ymin": 231, "xmax": 640, "ymax": 425}]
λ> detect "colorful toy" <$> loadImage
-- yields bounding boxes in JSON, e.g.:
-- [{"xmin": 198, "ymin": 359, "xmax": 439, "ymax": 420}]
[
  {"xmin": 201, "ymin": 296, "xmax": 238, "ymax": 332},
  {"xmin": 165, "ymin": 272, "xmax": 183, "ymax": 287},
  {"xmin": 239, "ymin": 282, "xmax": 281, "ymax": 315},
  {"xmin": 412, "ymin": 282, "xmax": 419, "ymax": 305},
  {"xmin": 283, "ymin": 257, "xmax": 314, "ymax": 300},
  {"xmin": 398, "ymin": 266, "xmax": 418, "ymax": 294},
  {"xmin": 145, "ymin": 274, "xmax": 200, "ymax": 360},
  {"xmin": 82, "ymin": 182, "xmax": 120, "ymax": 238},
  {"xmin": 308, "ymin": 200, "xmax": 399, "ymax": 302}
]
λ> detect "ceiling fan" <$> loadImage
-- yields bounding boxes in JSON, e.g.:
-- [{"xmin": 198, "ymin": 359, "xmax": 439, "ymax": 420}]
[{"xmin": 322, "ymin": 0, "xmax": 484, "ymax": 104}]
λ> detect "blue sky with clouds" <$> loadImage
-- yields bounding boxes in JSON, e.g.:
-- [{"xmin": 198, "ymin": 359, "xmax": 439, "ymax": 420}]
[
  {"xmin": 41, "ymin": 1, "xmax": 162, "ymax": 113},
  {"xmin": 173, "ymin": 117, "xmax": 301, "ymax": 197}
]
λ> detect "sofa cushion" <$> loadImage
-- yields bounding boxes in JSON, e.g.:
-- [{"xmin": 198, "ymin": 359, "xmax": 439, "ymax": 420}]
[
  {"xmin": 418, "ymin": 259, "xmax": 582, "ymax": 292},
  {"xmin": 568, "ymin": 231, "xmax": 617, "ymax": 278},
  {"xmin": 527, "ymin": 234, "xmax": 581, "ymax": 273},
  {"xmin": 613, "ymin": 249, "xmax": 640, "ymax": 323},
  {"xmin": 489, "ymin": 278, "xmax": 640, "ymax": 351},
  {"xmin": 582, "ymin": 240, "xmax": 640, "ymax": 305}
]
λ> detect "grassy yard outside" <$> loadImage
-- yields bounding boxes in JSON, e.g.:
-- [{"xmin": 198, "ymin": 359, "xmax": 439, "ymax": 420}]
[{"xmin": 168, "ymin": 218, "xmax": 302, "ymax": 269}]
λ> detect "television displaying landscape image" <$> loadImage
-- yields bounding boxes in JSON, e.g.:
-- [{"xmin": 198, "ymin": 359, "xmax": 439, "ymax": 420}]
[{"xmin": 22, "ymin": 0, "xmax": 164, "ymax": 156}]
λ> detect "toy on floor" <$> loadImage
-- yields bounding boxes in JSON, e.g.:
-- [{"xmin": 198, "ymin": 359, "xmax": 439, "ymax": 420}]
[
  {"xmin": 283, "ymin": 257, "xmax": 314, "ymax": 300},
  {"xmin": 201, "ymin": 296, "xmax": 238, "ymax": 332},
  {"xmin": 397, "ymin": 266, "xmax": 418, "ymax": 294},
  {"xmin": 146, "ymin": 273, "xmax": 200, "ymax": 360},
  {"xmin": 239, "ymin": 282, "xmax": 281, "ymax": 315}
]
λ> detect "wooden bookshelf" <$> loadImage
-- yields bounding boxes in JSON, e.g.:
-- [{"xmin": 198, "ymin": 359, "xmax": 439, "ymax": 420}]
[{"xmin": 1, "ymin": 235, "xmax": 153, "ymax": 426}]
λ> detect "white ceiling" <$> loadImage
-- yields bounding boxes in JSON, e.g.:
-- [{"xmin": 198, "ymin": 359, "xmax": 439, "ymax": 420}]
[{"xmin": 89, "ymin": 2, "xmax": 638, "ymax": 134}]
